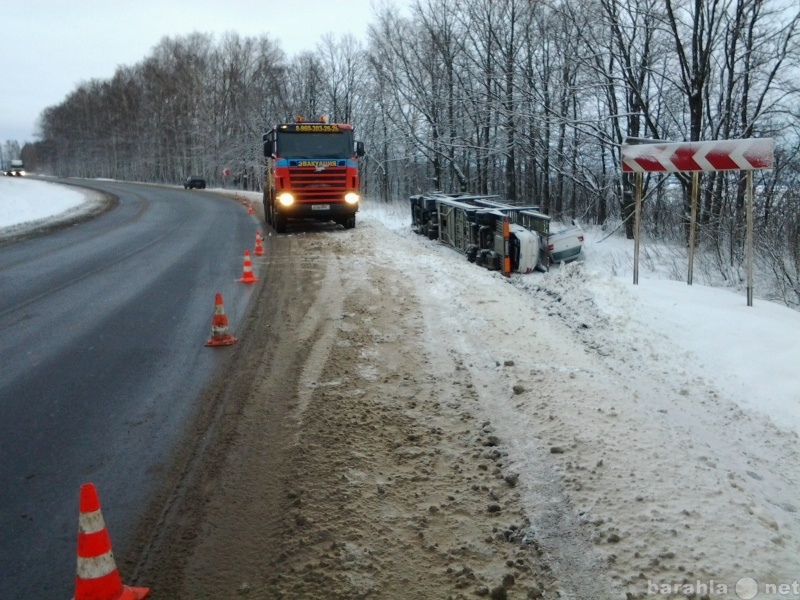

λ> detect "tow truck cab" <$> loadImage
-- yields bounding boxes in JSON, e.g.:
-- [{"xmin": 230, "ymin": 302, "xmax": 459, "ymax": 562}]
[{"xmin": 262, "ymin": 119, "xmax": 365, "ymax": 233}]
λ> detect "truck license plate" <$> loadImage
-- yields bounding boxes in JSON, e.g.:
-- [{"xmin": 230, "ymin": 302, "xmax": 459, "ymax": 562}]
[{"xmin": 311, "ymin": 204, "xmax": 330, "ymax": 211}]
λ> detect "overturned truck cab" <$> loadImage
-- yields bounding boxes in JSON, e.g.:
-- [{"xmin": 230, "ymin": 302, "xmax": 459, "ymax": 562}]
[{"xmin": 410, "ymin": 193, "xmax": 552, "ymax": 275}]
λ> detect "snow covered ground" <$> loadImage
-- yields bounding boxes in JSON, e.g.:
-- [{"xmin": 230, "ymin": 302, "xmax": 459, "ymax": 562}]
[
  {"xmin": 354, "ymin": 199, "xmax": 800, "ymax": 599},
  {"xmin": 4, "ymin": 177, "xmax": 798, "ymax": 598},
  {"xmin": 0, "ymin": 176, "xmax": 105, "ymax": 238}
]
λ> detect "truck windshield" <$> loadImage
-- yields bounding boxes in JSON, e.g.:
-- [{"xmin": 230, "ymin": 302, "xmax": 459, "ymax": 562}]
[{"xmin": 276, "ymin": 131, "xmax": 354, "ymax": 159}]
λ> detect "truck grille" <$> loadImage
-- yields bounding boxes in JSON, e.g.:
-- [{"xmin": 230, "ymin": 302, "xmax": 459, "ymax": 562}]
[{"xmin": 288, "ymin": 166, "xmax": 348, "ymax": 203}]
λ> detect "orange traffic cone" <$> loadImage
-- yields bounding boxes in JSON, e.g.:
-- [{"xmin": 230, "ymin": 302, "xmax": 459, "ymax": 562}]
[
  {"xmin": 205, "ymin": 293, "xmax": 237, "ymax": 346},
  {"xmin": 254, "ymin": 231, "xmax": 265, "ymax": 256},
  {"xmin": 247, "ymin": 202, "xmax": 254, "ymax": 215},
  {"xmin": 236, "ymin": 250, "xmax": 259, "ymax": 283},
  {"xmin": 72, "ymin": 483, "xmax": 150, "ymax": 600}
]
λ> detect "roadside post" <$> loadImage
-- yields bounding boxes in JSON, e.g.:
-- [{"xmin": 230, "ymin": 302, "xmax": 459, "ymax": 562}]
[
  {"xmin": 623, "ymin": 137, "xmax": 661, "ymax": 287},
  {"xmin": 633, "ymin": 172, "xmax": 642, "ymax": 286},
  {"xmin": 687, "ymin": 172, "xmax": 699, "ymax": 285}
]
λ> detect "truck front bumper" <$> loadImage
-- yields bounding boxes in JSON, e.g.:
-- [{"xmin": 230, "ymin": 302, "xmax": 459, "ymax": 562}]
[{"xmin": 278, "ymin": 202, "xmax": 358, "ymax": 220}]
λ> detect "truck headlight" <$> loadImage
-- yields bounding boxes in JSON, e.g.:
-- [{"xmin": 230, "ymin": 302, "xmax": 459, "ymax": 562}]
[
  {"xmin": 278, "ymin": 192, "xmax": 294, "ymax": 206},
  {"xmin": 344, "ymin": 192, "xmax": 360, "ymax": 204}
]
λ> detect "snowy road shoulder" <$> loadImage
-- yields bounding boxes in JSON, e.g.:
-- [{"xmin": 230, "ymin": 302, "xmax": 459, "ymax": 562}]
[
  {"xmin": 355, "ymin": 209, "xmax": 800, "ymax": 599},
  {"xmin": 620, "ymin": 277, "xmax": 800, "ymax": 435}
]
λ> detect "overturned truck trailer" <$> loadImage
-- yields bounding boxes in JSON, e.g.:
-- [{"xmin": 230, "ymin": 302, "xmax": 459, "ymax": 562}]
[{"xmin": 410, "ymin": 193, "xmax": 552, "ymax": 275}]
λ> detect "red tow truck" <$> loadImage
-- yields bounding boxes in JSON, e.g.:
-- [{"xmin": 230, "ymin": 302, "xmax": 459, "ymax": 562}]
[{"xmin": 262, "ymin": 117, "xmax": 365, "ymax": 233}]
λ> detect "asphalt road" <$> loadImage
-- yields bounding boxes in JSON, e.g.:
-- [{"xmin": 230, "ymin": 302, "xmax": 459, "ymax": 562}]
[{"xmin": 0, "ymin": 180, "xmax": 259, "ymax": 599}]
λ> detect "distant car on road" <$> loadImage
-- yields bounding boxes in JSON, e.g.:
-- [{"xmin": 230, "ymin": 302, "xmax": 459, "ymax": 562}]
[
  {"xmin": 184, "ymin": 175, "xmax": 206, "ymax": 189},
  {"xmin": 547, "ymin": 220, "xmax": 585, "ymax": 263}
]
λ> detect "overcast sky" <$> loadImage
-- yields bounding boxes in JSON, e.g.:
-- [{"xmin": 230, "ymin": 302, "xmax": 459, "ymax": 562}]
[{"xmin": 0, "ymin": 0, "xmax": 392, "ymax": 145}]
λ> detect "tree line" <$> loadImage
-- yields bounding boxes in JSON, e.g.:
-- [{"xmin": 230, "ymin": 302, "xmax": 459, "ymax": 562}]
[{"xmin": 13, "ymin": 0, "xmax": 800, "ymax": 305}]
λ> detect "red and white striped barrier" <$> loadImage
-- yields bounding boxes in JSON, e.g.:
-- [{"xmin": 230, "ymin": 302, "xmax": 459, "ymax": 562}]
[{"xmin": 621, "ymin": 138, "xmax": 774, "ymax": 173}]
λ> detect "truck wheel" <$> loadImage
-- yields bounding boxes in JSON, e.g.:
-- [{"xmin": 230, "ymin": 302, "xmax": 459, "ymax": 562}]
[{"xmin": 344, "ymin": 216, "xmax": 356, "ymax": 229}]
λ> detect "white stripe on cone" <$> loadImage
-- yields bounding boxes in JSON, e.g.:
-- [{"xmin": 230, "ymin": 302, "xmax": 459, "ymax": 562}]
[
  {"xmin": 76, "ymin": 550, "xmax": 118, "ymax": 580},
  {"xmin": 78, "ymin": 508, "xmax": 106, "ymax": 534}
]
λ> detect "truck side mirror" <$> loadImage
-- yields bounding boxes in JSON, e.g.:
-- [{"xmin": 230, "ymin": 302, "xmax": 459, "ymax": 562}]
[
  {"xmin": 262, "ymin": 133, "xmax": 269, "ymax": 158},
  {"xmin": 356, "ymin": 141, "xmax": 365, "ymax": 158}
]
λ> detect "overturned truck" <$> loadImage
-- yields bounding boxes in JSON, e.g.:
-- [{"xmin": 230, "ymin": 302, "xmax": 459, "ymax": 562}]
[{"xmin": 410, "ymin": 193, "xmax": 552, "ymax": 275}]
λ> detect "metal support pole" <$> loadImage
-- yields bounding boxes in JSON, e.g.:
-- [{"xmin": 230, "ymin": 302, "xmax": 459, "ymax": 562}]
[
  {"xmin": 687, "ymin": 172, "xmax": 699, "ymax": 285},
  {"xmin": 633, "ymin": 172, "xmax": 642, "ymax": 285},
  {"xmin": 746, "ymin": 170, "xmax": 754, "ymax": 306}
]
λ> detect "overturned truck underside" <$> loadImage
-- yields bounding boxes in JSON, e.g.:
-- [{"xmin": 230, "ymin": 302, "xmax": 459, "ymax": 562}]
[{"xmin": 410, "ymin": 193, "xmax": 552, "ymax": 274}]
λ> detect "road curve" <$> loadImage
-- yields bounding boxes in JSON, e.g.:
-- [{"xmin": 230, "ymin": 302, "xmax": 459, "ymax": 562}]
[{"xmin": 0, "ymin": 180, "xmax": 259, "ymax": 600}]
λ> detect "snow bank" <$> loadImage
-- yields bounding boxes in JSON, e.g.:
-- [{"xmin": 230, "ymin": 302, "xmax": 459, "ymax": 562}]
[{"xmin": 0, "ymin": 177, "xmax": 98, "ymax": 237}]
